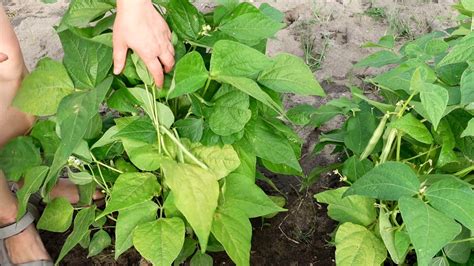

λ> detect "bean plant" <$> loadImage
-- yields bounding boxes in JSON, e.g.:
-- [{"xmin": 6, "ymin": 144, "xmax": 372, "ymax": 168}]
[
  {"xmin": 0, "ymin": 0, "xmax": 325, "ymax": 265},
  {"xmin": 294, "ymin": 2, "xmax": 474, "ymax": 265}
]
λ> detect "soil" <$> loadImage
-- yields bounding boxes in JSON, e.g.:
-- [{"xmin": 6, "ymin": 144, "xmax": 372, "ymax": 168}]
[{"xmin": 3, "ymin": 0, "xmax": 458, "ymax": 265}]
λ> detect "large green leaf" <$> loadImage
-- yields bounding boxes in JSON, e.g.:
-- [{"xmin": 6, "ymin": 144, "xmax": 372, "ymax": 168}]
[
  {"xmin": 114, "ymin": 116, "xmax": 157, "ymax": 144},
  {"xmin": 30, "ymin": 120, "xmax": 61, "ymax": 164},
  {"xmin": 190, "ymin": 252, "xmax": 213, "ymax": 266},
  {"xmin": 44, "ymin": 77, "xmax": 112, "ymax": 194},
  {"xmin": 444, "ymin": 227, "xmax": 472, "ymax": 264},
  {"xmin": 460, "ymin": 69, "xmax": 474, "ymax": 105},
  {"xmin": 123, "ymin": 141, "xmax": 162, "ymax": 171},
  {"xmin": 224, "ymin": 173, "xmax": 285, "ymax": 218},
  {"xmin": 167, "ymin": 0, "xmax": 205, "ymax": 40},
  {"xmin": 133, "ymin": 218, "xmax": 185, "ymax": 266},
  {"xmin": 100, "ymin": 172, "xmax": 160, "ymax": 217},
  {"xmin": 390, "ymin": 113, "xmax": 433, "ymax": 144},
  {"xmin": 0, "ymin": 136, "xmax": 42, "ymax": 181},
  {"xmin": 211, "ymin": 206, "xmax": 251, "ymax": 266},
  {"xmin": 59, "ymin": 30, "xmax": 113, "ymax": 89},
  {"xmin": 425, "ymin": 178, "xmax": 474, "ymax": 231},
  {"xmin": 187, "ymin": 142, "xmax": 240, "ymax": 180},
  {"xmin": 341, "ymin": 156, "xmax": 374, "ymax": 182},
  {"xmin": 16, "ymin": 166, "xmax": 49, "ymax": 219},
  {"xmin": 355, "ymin": 50, "xmax": 401, "ymax": 68},
  {"xmin": 344, "ymin": 110, "xmax": 379, "ymax": 155},
  {"xmin": 57, "ymin": 207, "xmax": 96, "ymax": 265},
  {"xmin": 210, "ymin": 40, "xmax": 272, "ymax": 78},
  {"xmin": 169, "ymin": 51, "xmax": 209, "ymax": 98},
  {"xmin": 59, "ymin": 0, "xmax": 113, "ymax": 30},
  {"xmin": 88, "ymin": 229, "xmax": 111, "ymax": 257},
  {"xmin": 257, "ymin": 53, "xmax": 324, "ymax": 96},
  {"xmin": 217, "ymin": 75, "xmax": 282, "ymax": 114},
  {"xmin": 13, "ymin": 58, "xmax": 74, "ymax": 116},
  {"xmin": 37, "ymin": 197, "xmax": 74, "ymax": 233},
  {"xmin": 208, "ymin": 85, "xmax": 252, "ymax": 136},
  {"xmin": 420, "ymin": 83, "xmax": 448, "ymax": 130},
  {"xmin": 175, "ymin": 118, "xmax": 204, "ymax": 142},
  {"xmin": 115, "ymin": 201, "xmax": 158, "ymax": 259},
  {"xmin": 249, "ymin": 119, "xmax": 302, "ymax": 172},
  {"xmin": 218, "ymin": 3, "xmax": 284, "ymax": 45},
  {"xmin": 438, "ymin": 33, "xmax": 474, "ymax": 67},
  {"xmin": 378, "ymin": 208, "xmax": 410, "ymax": 264},
  {"xmin": 335, "ymin": 223, "xmax": 386, "ymax": 266},
  {"xmin": 399, "ymin": 197, "xmax": 461, "ymax": 266},
  {"xmin": 315, "ymin": 187, "xmax": 376, "ymax": 226},
  {"xmin": 344, "ymin": 162, "xmax": 420, "ymax": 200},
  {"xmin": 161, "ymin": 159, "xmax": 219, "ymax": 251}
]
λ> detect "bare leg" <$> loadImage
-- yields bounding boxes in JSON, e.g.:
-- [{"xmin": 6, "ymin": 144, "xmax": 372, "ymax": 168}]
[{"xmin": 0, "ymin": 4, "xmax": 52, "ymax": 264}]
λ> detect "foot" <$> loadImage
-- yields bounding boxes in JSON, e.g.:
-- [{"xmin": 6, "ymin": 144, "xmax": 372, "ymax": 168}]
[
  {"xmin": 0, "ymin": 213, "xmax": 51, "ymax": 265},
  {"xmin": 49, "ymin": 178, "xmax": 104, "ymax": 204}
]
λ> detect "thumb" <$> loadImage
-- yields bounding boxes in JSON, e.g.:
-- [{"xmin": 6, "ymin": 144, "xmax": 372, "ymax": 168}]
[{"xmin": 113, "ymin": 39, "xmax": 128, "ymax": 75}]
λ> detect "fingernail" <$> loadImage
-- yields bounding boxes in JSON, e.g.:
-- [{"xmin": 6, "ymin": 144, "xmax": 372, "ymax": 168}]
[{"xmin": 113, "ymin": 65, "xmax": 121, "ymax": 75}]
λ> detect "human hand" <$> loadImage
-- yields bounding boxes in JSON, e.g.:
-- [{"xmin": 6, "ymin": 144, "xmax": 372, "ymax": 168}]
[
  {"xmin": 113, "ymin": 0, "xmax": 175, "ymax": 87},
  {"xmin": 0, "ymin": 53, "xmax": 8, "ymax": 63}
]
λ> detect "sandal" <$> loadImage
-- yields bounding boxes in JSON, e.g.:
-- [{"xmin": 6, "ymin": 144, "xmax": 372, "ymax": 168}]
[{"xmin": 0, "ymin": 207, "xmax": 53, "ymax": 266}]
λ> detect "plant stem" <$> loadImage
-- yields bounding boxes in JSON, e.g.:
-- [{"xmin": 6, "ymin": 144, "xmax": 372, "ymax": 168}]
[
  {"xmin": 397, "ymin": 92, "xmax": 416, "ymax": 118},
  {"xmin": 202, "ymin": 77, "xmax": 212, "ymax": 98},
  {"xmin": 160, "ymin": 125, "xmax": 208, "ymax": 169},
  {"xmin": 396, "ymin": 132, "xmax": 402, "ymax": 161},
  {"xmin": 450, "ymin": 237, "xmax": 474, "ymax": 244},
  {"xmin": 95, "ymin": 160, "xmax": 123, "ymax": 174}
]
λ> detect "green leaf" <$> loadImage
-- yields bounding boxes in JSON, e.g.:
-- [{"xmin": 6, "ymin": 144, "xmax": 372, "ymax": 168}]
[
  {"xmin": 399, "ymin": 197, "xmax": 461, "ymax": 266},
  {"xmin": 438, "ymin": 33, "xmax": 474, "ymax": 67},
  {"xmin": 355, "ymin": 50, "xmax": 401, "ymax": 68},
  {"xmin": 461, "ymin": 118, "xmax": 474, "ymax": 137},
  {"xmin": 218, "ymin": 3, "xmax": 284, "ymax": 45},
  {"xmin": 13, "ymin": 58, "xmax": 74, "ymax": 115},
  {"xmin": 187, "ymin": 142, "xmax": 240, "ymax": 180},
  {"xmin": 127, "ymin": 88, "xmax": 175, "ymax": 128},
  {"xmin": 100, "ymin": 172, "xmax": 160, "ymax": 217},
  {"xmin": 344, "ymin": 162, "xmax": 420, "ymax": 200},
  {"xmin": 344, "ymin": 110, "xmax": 378, "ymax": 155},
  {"xmin": 425, "ymin": 178, "xmax": 474, "ymax": 231},
  {"xmin": 174, "ymin": 238, "xmax": 198, "ymax": 265},
  {"xmin": 378, "ymin": 208, "xmax": 409, "ymax": 264},
  {"xmin": 115, "ymin": 201, "xmax": 158, "ymax": 259},
  {"xmin": 114, "ymin": 116, "xmax": 157, "ymax": 144},
  {"xmin": 175, "ymin": 118, "xmax": 204, "ymax": 142},
  {"xmin": 67, "ymin": 168, "xmax": 93, "ymax": 185},
  {"xmin": 37, "ymin": 198, "xmax": 74, "ymax": 233},
  {"xmin": 208, "ymin": 85, "xmax": 252, "ymax": 136},
  {"xmin": 315, "ymin": 187, "xmax": 376, "ymax": 226},
  {"xmin": 161, "ymin": 160, "xmax": 219, "ymax": 250},
  {"xmin": 130, "ymin": 53, "xmax": 154, "ymax": 86},
  {"xmin": 444, "ymin": 227, "xmax": 472, "ymax": 263},
  {"xmin": 16, "ymin": 166, "xmax": 49, "ymax": 219},
  {"xmin": 210, "ymin": 40, "xmax": 272, "ymax": 78},
  {"xmin": 341, "ymin": 156, "xmax": 374, "ymax": 182},
  {"xmin": 335, "ymin": 223, "xmax": 386, "ymax": 266},
  {"xmin": 30, "ymin": 120, "xmax": 61, "ymax": 164},
  {"xmin": 461, "ymin": 70, "xmax": 474, "ymax": 105},
  {"xmin": 390, "ymin": 113, "xmax": 433, "ymax": 144},
  {"xmin": 249, "ymin": 119, "xmax": 302, "ymax": 172},
  {"xmin": 190, "ymin": 252, "xmax": 213, "ymax": 266},
  {"xmin": 59, "ymin": 0, "xmax": 113, "ymax": 29},
  {"xmin": 44, "ymin": 77, "xmax": 112, "ymax": 194},
  {"xmin": 212, "ymin": 207, "xmax": 251, "ymax": 266},
  {"xmin": 133, "ymin": 218, "xmax": 185, "ymax": 266},
  {"xmin": 420, "ymin": 83, "xmax": 448, "ymax": 130},
  {"xmin": 88, "ymin": 230, "xmax": 111, "ymax": 257},
  {"xmin": 429, "ymin": 257, "xmax": 450, "ymax": 266},
  {"xmin": 0, "ymin": 136, "xmax": 42, "ymax": 181},
  {"xmin": 462, "ymin": 0, "xmax": 474, "ymax": 11},
  {"xmin": 169, "ymin": 52, "xmax": 209, "ymax": 98},
  {"xmin": 59, "ymin": 30, "xmax": 113, "ymax": 89},
  {"xmin": 217, "ymin": 75, "xmax": 282, "ymax": 114},
  {"xmin": 425, "ymin": 39, "xmax": 449, "ymax": 56},
  {"xmin": 224, "ymin": 173, "xmax": 285, "ymax": 218},
  {"xmin": 57, "ymin": 207, "xmax": 96, "ymax": 265},
  {"xmin": 257, "ymin": 53, "xmax": 325, "ymax": 96},
  {"xmin": 167, "ymin": 0, "xmax": 205, "ymax": 40}
]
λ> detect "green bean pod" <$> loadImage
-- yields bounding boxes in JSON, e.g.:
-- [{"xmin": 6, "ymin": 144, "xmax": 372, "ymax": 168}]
[{"xmin": 360, "ymin": 113, "xmax": 390, "ymax": 160}]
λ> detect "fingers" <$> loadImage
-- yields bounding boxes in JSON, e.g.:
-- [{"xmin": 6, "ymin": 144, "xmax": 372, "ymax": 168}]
[
  {"xmin": 159, "ymin": 48, "xmax": 175, "ymax": 73},
  {"xmin": 138, "ymin": 51, "xmax": 165, "ymax": 87},
  {"xmin": 113, "ymin": 38, "xmax": 128, "ymax": 75},
  {"xmin": 0, "ymin": 53, "xmax": 8, "ymax": 63}
]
